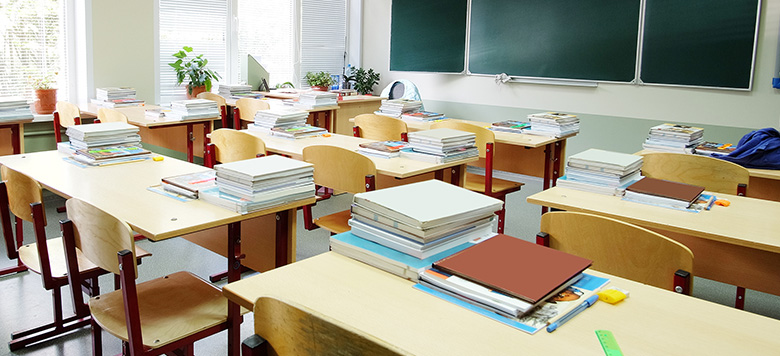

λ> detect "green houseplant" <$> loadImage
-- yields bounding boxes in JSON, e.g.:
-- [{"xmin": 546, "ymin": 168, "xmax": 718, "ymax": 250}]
[
  {"xmin": 347, "ymin": 67, "xmax": 380, "ymax": 95},
  {"xmin": 30, "ymin": 72, "xmax": 58, "ymax": 114},
  {"xmin": 304, "ymin": 71, "xmax": 335, "ymax": 91},
  {"xmin": 168, "ymin": 46, "xmax": 221, "ymax": 98}
]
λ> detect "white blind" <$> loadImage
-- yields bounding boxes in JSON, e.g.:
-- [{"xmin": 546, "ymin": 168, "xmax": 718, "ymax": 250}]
[
  {"xmin": 300, "ymin": 0, "xmax": 346, "ymax": 88},
  {"xmin": 0, "ymin": 0, "xmax": 69, "ymax": 101},
  {"xmin": 159, "ymin": 0, "xmax": 228, "ymax": 104},
  {"xmin": 237, "ymin": 0, "xmax": 295, "ymax": 88}
]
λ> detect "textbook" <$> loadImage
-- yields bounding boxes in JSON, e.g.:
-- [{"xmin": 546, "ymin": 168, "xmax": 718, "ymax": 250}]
[
  {"xmin": 161, "ymin": 170, "xmax": 217, "ymax": 199},
  {"xmin": 694, "ymin": 141, "xmax": 736, "ymax": 156},
  {"xmin": 490, "ymin": 120, "xmax": 530, "ymax": 133},
  {"xmin": 623, "ymin": 177, "xmax": 705, "ymax": 209},
  {"xmin": 357, "ymin": 140, "xmax": 408, "ymax": 158}
]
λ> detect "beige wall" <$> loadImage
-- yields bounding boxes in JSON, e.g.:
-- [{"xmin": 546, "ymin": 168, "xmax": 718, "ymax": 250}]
[
  {"xmin": 362, "ymin": 1, "xmax": 780, "ymax": 130},
  {"xmin": 90, "ymin": 0, "xmax": 156, "ymax": 102}
]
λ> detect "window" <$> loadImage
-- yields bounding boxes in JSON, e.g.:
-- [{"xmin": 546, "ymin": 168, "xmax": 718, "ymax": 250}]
[
  {"xmin": 0, "ymin": 0, "xmax": 69, "ymax": 101},
  {"xmin": 236, "ymin": 0, "xmax": 296, "ymax": 88},
  {"xmin": 300, "ymin": 0, "xmax": 347, "ymax": 88}
]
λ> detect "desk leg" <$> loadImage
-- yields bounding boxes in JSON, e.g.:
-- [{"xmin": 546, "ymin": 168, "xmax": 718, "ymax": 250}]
[
  {"xmin": 450, "ymin": 165, "xmax": 463, "ymax": 187},
  {"xmin": 541, "ymin": 143, "xmax": 552, "ymax": 214},
  {"xmin": 11, "ymin": 123, "xmax": 21, "ymax": 154},
  {"xmin": 186, "ymin": 123, "xmax": 195, "ymax": 163},
  {"xmin": 227, "ymin": 221, "xmax": 243, "ymax": 356},
  {"xmin": 325, "ymin": 110, "xmax": 332, "ymax": 132},
  {"xmin": 275, "ymin": 209, "xmax": 293, "ymax": 267},
  {"xmin": 203, "ymin": 122, "xmax": 211, "ymax": 165},
  {"xmin": 552, "ymin": 140, "xmax": 564, "ymax": 187}
]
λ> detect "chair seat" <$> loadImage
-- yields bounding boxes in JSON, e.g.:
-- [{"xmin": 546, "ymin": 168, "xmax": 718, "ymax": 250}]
[
  {"xmin": 463, "ymin": 173, "xmax": 524, "ymax": 196},
  {"xmin": 89, "ymin": 271, "xmax": 230, "ymax": 349},
  {"xmin": 314, "ymin": 210, "xmax": 352, "ymax": 234},
  {"xmin": 17, "ymin": 237, "xmax": 151, "ymax": 279}
]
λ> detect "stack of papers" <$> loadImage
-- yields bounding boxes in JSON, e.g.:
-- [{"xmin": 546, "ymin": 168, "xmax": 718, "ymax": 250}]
[
  {"xmin": 556, "ymin": 148, "xmax": 643, "ymax": 196},
  {"xmin": 489, "ymin": 120, "xmax": 530, "ymax": 134},
  {"xmin": 218, "ymin": 84, "xmax": 252, "ymax": 96},
  {"xmin": 525, "ymin": 112, "xmax": 580, "ymax": 138},
  {"xmin": 296, "ymin": 91, "xmax": 338, "ymax": 109},
  {"xmin": 93, "ymin": 87, "xmax": 144, "ymax": 108},
  {"xmin": 0, "ymin": 97, "xmax": 33, "ymax": 121},
  {"xmin": 63, "ymin": 122, "xmax": 150, "ymax": 165},
  {"xmin": 401, "ymin": 128, "xmax": 479, "ymax": 164},
  {"xmin": 400, "ymin": 111, "xmax": 445, "ymax": 123},
  {"xmin": 161, "ymin": 170, "xmax": 217, "ymax": 199},
  {"xmin": 374, "ymin": 99, "xmax": 422, "ymax": 118},
  {"xmin": 642, "ymin": 123, "xmax": 704, "ymax": 153},
  {"xmin": 249, "ymin": 108, "xmax": 308, "ymax": 132},
  {"xmin": 200, "ymin": 155, "xmax": 315, "ymax": 214},
  {"xmin": 331, "ymin": 179, "xmax": 502, "ymax": 280},
  {"xmin": 167, "ymin": 99, "xmax": 220, "ymax": 121},
  {"xmin": 269, "ymin": 124, "xmax": 327, "ymax": 139}
]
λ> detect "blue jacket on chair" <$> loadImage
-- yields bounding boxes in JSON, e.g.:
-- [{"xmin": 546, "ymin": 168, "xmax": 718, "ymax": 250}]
[{"xmin": 718, "ymin": 128, "xmax": 780, "ymax": 169}]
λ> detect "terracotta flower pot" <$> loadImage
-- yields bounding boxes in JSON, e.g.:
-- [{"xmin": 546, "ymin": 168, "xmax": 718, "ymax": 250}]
[
  {"xmin": 187, "ymin": 85, "xmax": 207, "ymax": 99},
  {"xmin": 34, "ymin": 88, "xmax": 57, "ymax": 115},
  {"xmin": 311, "ymin": 86, "xmax": 329, "ymax": 92}
]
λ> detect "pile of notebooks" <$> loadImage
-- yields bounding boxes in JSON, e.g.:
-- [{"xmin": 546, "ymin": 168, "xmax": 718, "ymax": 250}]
[
  {"xmin": 400, "ymin": 110, "xmax": 445, "ymax": 123},
  {"xmin": 92, "ymin": 87, "xmax": 144, "ymax": 108},
  {"xmin": 166, "ymin": 99, "xmax": 220, "ymax": 121},
  {"xmin": 0, "ymin": 97, "xmax": 33, "ymax": 121},
  {"xmin": 269, "ymin": 124, "xmax": 327, "ymax": 139},
  {"xmin": 160, "ymin": 170, "xmax": 216, "ymax": 199},
  {"xmin": 622, "ymin": 177, "xmax": 708, "ymax": 211},
  {"xmin": 218, "ymin": 84, "xmax": 252, "ymax": 97},
  {"xmin": 693, "ymin": 141, "xmax": 737, "ymax": 157},
  {"xmin": 556, "ymin": 148, "xmax": 644, "ymax": 196},
  {"xmin": 61, "ymin": 122, "xmax": 151, "ymax": 166},
  {"xmin": 374, "ymin": 99, "xmax": 422, "ymax": 118},
  {"xmin": 249, "ymin": 108, "xmax": 308, "ymax": 132},
  {"xmin": 524, "ymin": 112, "xmax": 580, "ymax": 137},
  {"xmin": 296, "ymin": 91, "xmax": 338, "ymax": 109},
  {"xmin": 357, "ymin": 140, "xmax": 409, "ymax": 159},
  {"xmin": 489, "ymin": 120, "xmax": 530, "ymax": 134},
  {"xmin": 200, "ymin": 155, "xmax": 315, "ymax": 214},
  {"xmin": 642, "ymin": 123, "xmax": 704, "ymax": 153},
  {"xmin": 400, "ymin": 128, "xmax": 479, "ymax": 164},
  {"xmin": 331, "ymin": 179, "xmax": 502, "ymax": 280}
]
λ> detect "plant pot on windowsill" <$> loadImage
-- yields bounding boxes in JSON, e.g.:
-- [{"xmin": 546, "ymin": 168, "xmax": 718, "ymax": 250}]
[
  {"xmin": 310, "ymin": 86, "xmax": 329, "ymax": 92},
  {"xmin": 187, "ymin": 85, "xmax": 207, "ymax": 99},
  {"xmin": 34, "ymin": 88, "xmax": 57, "ymax": 115}
]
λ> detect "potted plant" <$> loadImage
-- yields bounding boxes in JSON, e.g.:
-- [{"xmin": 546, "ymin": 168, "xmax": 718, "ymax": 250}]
[
  {"xmin": 347, "ymin": 67, "xmax": 380, "ymax": 95},
  {"xmin": 168, "ymin": 46, "xmax": 221, "ymax": 98},
  {"xmin": 304, "ymin": 71, "xmax": 335, "ymax": 91},
  {"xmin": 30, "ymin": 73, "xmax": 58, "ymax": 114}
]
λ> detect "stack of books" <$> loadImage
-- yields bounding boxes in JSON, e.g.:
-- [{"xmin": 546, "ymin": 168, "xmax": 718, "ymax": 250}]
[
  {"xmin": 374, "ymin": 99, "xmax": 422, "ymax": 118},
  {"xmin": 623, "ymin": 177, "xmax": 707, "ymax": 211},
  {"xmin": 161, "ymin": 170, "xmax": 217, "ymax": 199},
  {"xmin": 693, "ymin": 141, "xmax": 736, "ymax": 157},
  {"xmin": 62, "ymin": 122, "xmax": 151, "ymax": 166},
  {"xmin": 489, "ymin": 120, "xmax": 531, "ymax": 134},
  {"xmin": 400, "ymin": 110, "xmax": 445, "ymax": 123},
  {"xmin": 415, "ymin": 233, "xmax": 601, "ymax": 334},
  {"xmin": 524, "ymin": 112, "xmax": 580, "ymax": 137},
  {"xmin": 249, "ymin": 108, "xmax": 308, "ymax": 132},
  {"xmin": 400, "ymin": 128, "xmax": 479, "ymax": 164},
  {"xmin": 330, "ymin": 179, "xmax": 503, "ymax": 280},
  {"xmin": 269, "ymin": 124, "xmax": 327, "ymax": 139},
  {"xmin": 218, "ymin": 84, "xmax": 252, "ymax": 97},
  {"xmin": 556, "ymin": 148, "xmax": 643, "ymax": 196},
  {"xmin": 200, "ymin": 155, "xmax": 315, "ymax": 214},
  {"xmin": 642, "ymin": 123, "xmax": 704, "ymax": 153},
  {"xmin": 92, "ymin": 87, "xmax": 144, "ymax": 108},
  {"xmin": 357, "ymin": 140, "xmax": 409, "ymax": 159},
  {"xmin": 296, "ymin": 91, "xmax": 338, "ymax": 109},
  {"xmin": 0, "ymin": 97, "xmax": 33, "ymax": 121},
  {"xmin": 167, "ymin": 99, "xmax": 220, "ymax": 121}
]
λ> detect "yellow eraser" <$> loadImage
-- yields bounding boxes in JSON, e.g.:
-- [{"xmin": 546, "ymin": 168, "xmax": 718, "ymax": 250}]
[
  {"xmin": 597, "ymin": 287, "xmax": 629, "ymax": 304},
  {"xmin": 322, "ymin": 133, "xmax": 331, "ymax": 137},
  {"xmin": 153, "ymin": 156, "xmax": 164, "ymax": 161}
]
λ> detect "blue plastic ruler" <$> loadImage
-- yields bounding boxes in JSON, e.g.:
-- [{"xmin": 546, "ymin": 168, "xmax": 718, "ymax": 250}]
[{"xmin": 595, "ymin": 330, "xmax": 623, "ymax": 356}]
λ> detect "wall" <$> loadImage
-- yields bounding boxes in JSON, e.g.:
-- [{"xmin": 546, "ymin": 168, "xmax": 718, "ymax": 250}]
[{"xmin": 362, "ymin": 1, "xmax": 780, "ymax": 155}]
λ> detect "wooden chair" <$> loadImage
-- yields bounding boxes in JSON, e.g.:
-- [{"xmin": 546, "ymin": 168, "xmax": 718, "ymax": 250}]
[
  {"xmin": 53, "ymin": 101, "xmax": 82, "ymax": 143},
  {"xmin": 302, "ymin": 145, "xmax": 377, "ymax": 234},
  {"xmin": 353, "ymin": 113, "xmax": 409, "ymax": 141},
  {"xmin": 242, "ymin": 297, "xmax": 407, "ymax": 356},
  {"xmin": 538, "ymin": 211, "xmax": 693, "ymax": 294},
  {"xmin": 96, "ymin": 107, "xmax": 129, "ymax": 123},
  {"xmin": 60, "ymin": 197, "xmax": 232, "ymax": 356},
  {"xmin": 233, "ymin": 98, "xmax": 270, "ymax": 130},
  {"xmin": 430, "ymin": 121, "xmax": 523, "ymax": 233},
  {"xmin": 204, "ymin": 128, "xmax": 267, "ymax": 168},
  {"xmin": 197, "ymin": 92, "xmax": 229, "ymax": 129},
  {"xmin": 639, "ymin": 152, "xmax": 749, "ymax": 195},
  {"xmin": 0, "ymin": 165, "xmax": 150, "ymax": 350}
]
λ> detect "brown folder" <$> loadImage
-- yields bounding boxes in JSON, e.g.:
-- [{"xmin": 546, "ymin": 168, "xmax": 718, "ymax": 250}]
[
  {"xmin": 625, "ymin": 177, "xmax": 704, "ymax": 203},
  {"xmin": 433, "ymin": 234, "xmax": 592, "ymax": 303}
]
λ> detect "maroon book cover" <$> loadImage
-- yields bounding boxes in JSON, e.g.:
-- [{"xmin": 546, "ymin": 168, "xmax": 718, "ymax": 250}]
[{"xmin": 626, "ymin": 177, "xmax": 704, "ymax": 203}]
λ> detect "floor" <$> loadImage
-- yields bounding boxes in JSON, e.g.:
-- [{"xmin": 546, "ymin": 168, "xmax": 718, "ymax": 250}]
[{"xmin": 1, "ymin": 177, "xmax": 779, "ymax": 355}]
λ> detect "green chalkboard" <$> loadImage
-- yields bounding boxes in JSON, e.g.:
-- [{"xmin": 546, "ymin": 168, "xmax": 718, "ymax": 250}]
[
  {"xmin": 468, "ymin": 0, "xmax": 641, "ymax": 82},
  {"xmin": 640, "ymin": 0, "xmax": 760, "ymax": 89},
  {"xmin": 389, "ymin": 0, "xmax": 467, "ymax": 73}
]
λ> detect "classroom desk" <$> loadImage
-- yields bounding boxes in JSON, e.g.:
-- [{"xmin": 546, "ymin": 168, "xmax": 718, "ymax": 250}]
[
  {"xmin": 527, "ymin": 187, "xmax": 780, "ymax": 298},
  {"xmin": 331, "ymin": 95, "xmax": 385, "ymax": 135},
  {"xmin": 0, "ymin": 151, "xmax": 315, "ymax": 355},
  {"xmin": 79, "ymin": 104, "xmax": 217, "ymax": 163},
  {"xmin": 224, "ymin": 97, "xmax": 339, "ymax": 132},
  {"xmin": 223, "ymin": 252, "xmax": 780, "ymax": 355},
  {"xmin": 0, "ymin": 118, "xmax": 33, "ymax": 155}
]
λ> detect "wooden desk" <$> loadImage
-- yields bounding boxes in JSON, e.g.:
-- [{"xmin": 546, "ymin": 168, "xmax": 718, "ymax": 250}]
[
  {"xmin": 79, "ymin": 104, "xmax": 217, "ymax": 163},
  {"xmin": 0, "ymin": 151, "xmax": 315, "ymax": 355},
  {"xmin": 224, "ymin": 252, "xmax": 780, "ymax": 355},
  {"xmin": 331, "ymin": 95, "xmax": 385, "ymax": 135},
  {"xmin": 527, "ymin": 187, "xmax": 780, "ymax": 297},
  {"xmin": 224, "ymin": 97, "xmax": 339, "ymax": 132},
  {"xmin": 0, "ymin": 118, "xmax": 33, "ymax": 155}
]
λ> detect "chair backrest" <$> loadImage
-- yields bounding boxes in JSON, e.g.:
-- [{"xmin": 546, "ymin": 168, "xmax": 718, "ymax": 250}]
[
  {"xmin": 302, "ymin": 145, "xmax": 376, "ymax": 193},
  {"xmin": 64, "ymin": 197, "xmax": 137, "ymax": 278},
  {"xmin": 196, "ymin": 92, "xmax": 227, "ymax": 107},
  {"xmin": 55, "ymin": 101, "xmax": 81, "ymax": 127},
  {"xmin": 1, "ymin": 165, "xmax": 44, "ymax": 224},
  {"xmin": 253, "ymin": 297, "xmax": 406, "ymax": 356},
  {"xmin": 236, "ymin": 98, "xmax": 270, "ymax": 122},
  {"xmin": 540, "ymin": 211, "xmax": 694, "ymax": 293},
  {"xmin": 639, "ymin": 152, "xmax": 749, "ymax": 195},
  {"xmin": 430, "ymin": 120, "xmax": 494, "ymax": 159},
  {"xmin": 354, "ymin": 114, "xmax": 408, "ymax": 141},
  {"xmin": 97, "ymin": 107, "xmax": 129, "ymax": 123},
  {"xmin": 209, "ymin": 129, "xmax": 266, "ymax": 165}
]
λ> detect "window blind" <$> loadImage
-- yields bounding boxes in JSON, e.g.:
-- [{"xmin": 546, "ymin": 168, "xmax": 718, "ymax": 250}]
[
  {"xmin": 300, "ymin": 0, "xmax": 346, "ymax": 88},
  {"xmin": 237, "ymin": 0, "xmax": 296, "ymax": 88}
]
